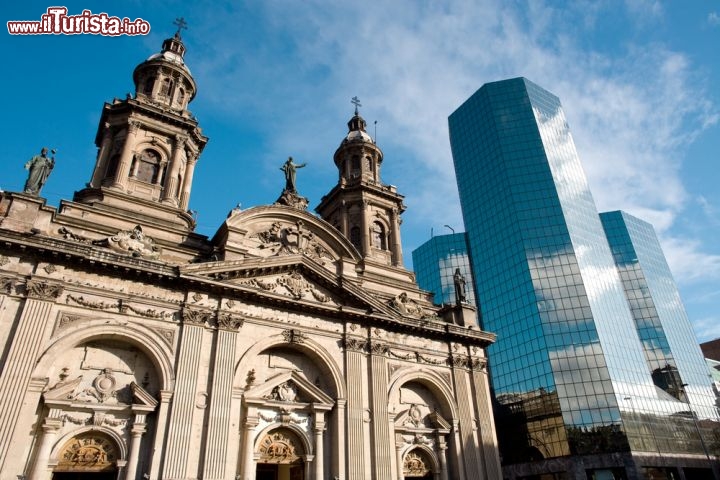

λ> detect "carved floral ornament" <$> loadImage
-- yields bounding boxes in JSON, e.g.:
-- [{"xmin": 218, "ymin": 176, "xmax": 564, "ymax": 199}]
[{"xmin": 26, "ymin": 280, "xmax": 64, "ymax": 300}]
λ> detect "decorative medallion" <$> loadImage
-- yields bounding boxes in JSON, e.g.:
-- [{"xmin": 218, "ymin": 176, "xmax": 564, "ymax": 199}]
[
  {"xmin": 265, "ymin": 381, "xmax": 299, "ymax": 402},
  {"xmin": 250, "ymin": 221, "xmax": 334, "ymax": 264},
  {"xmin": 403, "ymin": 450, "xmax": 431, "ymax": 478},
  {"xmin": 257, "ymin": 430, "xmax": 303, "ymax": 464},
  {"xmin": 92, "ymin": 368, "xmax": 117, "ymax": 402},
  {"xmin": 0, "ymin": 255, "xmax": 10, "ymax": 266},
  {"xmin": 43, "ymin": 263, "xmax": 57, "ymax": 274},
  {"xmin": 56, "ymin": 433, "xmax": 118, "ymax": 472}
]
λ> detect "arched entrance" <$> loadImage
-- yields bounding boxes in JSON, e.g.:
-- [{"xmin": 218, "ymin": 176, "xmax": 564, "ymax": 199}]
[
  {"xmin": 255, "ymin": 429, "xmax": 305, "ymax": 480},
  {"xmin": 403, "ymin": 448, "xmax": 434, "ymax": 479},
  {"xmin": 52, "ymin": 432, "xmax": 119, "ymax": 480}
]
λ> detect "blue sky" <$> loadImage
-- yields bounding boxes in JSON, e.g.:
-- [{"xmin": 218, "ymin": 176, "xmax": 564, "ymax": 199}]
[{"xmin": 2, "ymin": 1, "xmax": 719, "ymax": 342}]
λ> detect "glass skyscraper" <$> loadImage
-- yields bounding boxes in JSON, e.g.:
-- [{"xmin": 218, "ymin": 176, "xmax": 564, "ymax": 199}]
[
  {"xmin": 444, "ymin": 77, "xmax": 719, "ymax": 479},
  {"xmin": 412, "ymin": 232, "xmax": 476, "ymax": 308}
]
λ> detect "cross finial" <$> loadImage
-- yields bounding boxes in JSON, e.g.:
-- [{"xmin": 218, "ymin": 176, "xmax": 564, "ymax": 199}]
[
  {"xmin": 173, "ymin": 17, "xmax": 188, "ymax": 37},
  {"xmin": 351, "ymin": 96, "xmax": 362, "ymax": 115}
]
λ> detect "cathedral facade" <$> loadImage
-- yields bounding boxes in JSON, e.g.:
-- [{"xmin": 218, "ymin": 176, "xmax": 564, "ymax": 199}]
[{"xmin": 0, "ymin": 32, "xmax": 500, "ymax": 480}]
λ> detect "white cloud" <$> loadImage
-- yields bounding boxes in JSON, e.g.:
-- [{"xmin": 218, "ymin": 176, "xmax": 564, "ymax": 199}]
[
  {"xmin": 708, "ymin": 12, "xmax": 720, "ymax": 26},
  {"xmin": 187, "ymin": 1, "xmax": 718, "ymax": 333}
]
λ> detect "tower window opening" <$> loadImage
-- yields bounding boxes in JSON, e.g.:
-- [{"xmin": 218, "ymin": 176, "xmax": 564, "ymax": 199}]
[
  {"xmin": 160, "ymin": 78, "xmax": 173, "ymax": 97},
  {"xmin": 176, "ymin": 87, "xmax": 186, "ymax": 107},
  {"xmin": 350, "ymin": 226, "xmax": 361, "ymax": 250},
  {"xmin": 136, "ymin": 149, "xmax": 161, "ymax": 184},
  {"xmin": 372, "ymin": 222, "xmax": 386, "ymax": 250},
  {"xmin": 350, "ymin": 155, "xmax": 361, "ymax": 178},
  {"xmin": 143, "ymin": 76, "xmax": 154, "ymax": 96}
]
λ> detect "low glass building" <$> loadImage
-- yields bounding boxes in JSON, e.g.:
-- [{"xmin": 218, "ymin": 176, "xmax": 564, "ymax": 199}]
[{"xmin": 412, "ymin": 232, "xmax": 476, "ymax": 308}]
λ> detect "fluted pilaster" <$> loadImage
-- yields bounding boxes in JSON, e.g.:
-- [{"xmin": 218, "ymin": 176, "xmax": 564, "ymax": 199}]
[
  {"xmin": 345, "ymin": 338, "xmax": 366, "ymax": 480},
  {"xmin": 203, "ymin": 326, "xmax": 240, "ymax": 479},
  {"xmin": 370, "ymin": 341, "xmax": 393, "ymax": 479},
  {"xmin": 0, "ymin": 289, "xmax": 58, "ymax": 471},
  {"xmin": 162, "ymin": 323, "xmax": 204, "ymax": 478}
]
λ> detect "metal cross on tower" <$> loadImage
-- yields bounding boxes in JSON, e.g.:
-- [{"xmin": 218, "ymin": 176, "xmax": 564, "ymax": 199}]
[
  {"xmin": 351, "ymin": 96, "xmax": 362, "ymax": 115},
  {"xmin": 173, "ymin": 17, "xmax": 188, "ymax": 36}
]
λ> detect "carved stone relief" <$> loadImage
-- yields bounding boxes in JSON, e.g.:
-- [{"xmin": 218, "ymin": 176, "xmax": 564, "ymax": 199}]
[
  {"xmin": 249, "ymin": 221, "xmax": 335, "ymax": 265},
  {"xmin": 56, "ymin": 433, "xmax": 118, "ymax": 472},
  {"xmin": 94, "ymin": 225, "xmax": 161, "ymax": 259},
  {"xmin": 239, "ymin": 270, "xmax": 333, "ymax": 304},
  {"xmin": 403, "ymin": 450, "xmax": 432, "ymax": 477}
]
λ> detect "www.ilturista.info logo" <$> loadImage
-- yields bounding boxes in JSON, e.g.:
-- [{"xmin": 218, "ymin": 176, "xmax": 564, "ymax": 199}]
[{"xmin": 7, "ymin": 7, "xmax": 151, "ymax": 36}]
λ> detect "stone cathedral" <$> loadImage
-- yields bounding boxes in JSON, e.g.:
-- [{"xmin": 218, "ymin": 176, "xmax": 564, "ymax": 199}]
[{"xmin": 0, "ymin": 31, "xmax": 501, "ymax": 480}]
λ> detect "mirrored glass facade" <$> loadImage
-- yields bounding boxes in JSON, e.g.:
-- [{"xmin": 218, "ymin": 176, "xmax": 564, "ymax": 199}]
[
  {"xmin": 412, "ymin": 232, "xmax": 476, "ymax": 308},
  {"xmin": 448, "ymin": 78, "xmax": 720, "ymax": 479}
]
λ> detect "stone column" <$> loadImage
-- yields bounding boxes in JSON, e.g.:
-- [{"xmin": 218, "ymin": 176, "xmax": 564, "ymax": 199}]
[
  {"xmin": 314, "ymin": 412, "xmax": 325, "ymax": 480},
  {"xmin": 344, "ymin": 336, "xmax": 366, "ymax": 480},
  {"xmin": 28, "ymin": 413, "xmax": 63, "ymax": 480},
  {"xmin": 395, "ymin": 440, "xmax": 405, "ymax": 480},
  {"xmin": 161, "ymin": 313, "xmax": 207, "ymax": 479},
  {"xmin": 125, "ymin": 414, "xmax": 148, "ymax": 480},
  {"xmin": 438, "ymin": 439, "xmax": 449, "ymax": 480},
  {"xmin": 389, "ymin": 207, "xmax": 403, "ymax": 266},
  {"xmin": 179, "ymin": 153, "xmax": 198, "ymax": 209},
  {"xmin": 90, "ymin": 122, "xmax": 113, "ymax": 187},
  {"xmin": 203, "ymin": 317, "xmax": 242, "ymax": 479},
  {"xmin": 147, "ymin": 391, "xmax": 172, "ymax": 480},
  {"xmin": 470, "ymin": 358, "xmax": 501, "ymax": 479},
  {"xmin": 0, "ymin": 280, "xmax": 62, "ymax": 472},
  {"xmin": 162, "ymin": 135, "xmax": 186, "ymax": 205},
  {"xmin": 451, "ymin": 422, "xmax": 466, "ymax": 480},
  {"xmin": 240, "ymin": 413, "xmax": 259, "ymax": 480},
  {"xmin": 369, "ymin": 340, "xmax": 393, "ymax": 479},
  {"xmin": 333, "ymin": 399, "xmax": 346, "ymax": 480},
  {"xmin": 341, "ymin": 200, "xmax": 349, "ymax": 238},
  {"xmin": 360, "ymin": 200, "xmax": 370, "ymax": 255},
  {"xmin": 112, "ymin": 121, "xmax": 140, "ymax": 190}
]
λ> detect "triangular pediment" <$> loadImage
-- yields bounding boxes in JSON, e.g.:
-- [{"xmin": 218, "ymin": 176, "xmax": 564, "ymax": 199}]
[
  {"xmin": 180, "ymin": 255, "xmax": 397, "ymax": 319},
  {"xmin": 245, "ymin": 370, "xmax": 334, "ymax": 407}
]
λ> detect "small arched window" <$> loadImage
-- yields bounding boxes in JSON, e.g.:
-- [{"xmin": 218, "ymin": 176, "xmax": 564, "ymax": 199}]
[
  {"xmin": 136, "ymin": 149, "xmax": 161, "ymax": 184},
  {"xmin": 350, "ymin": 226, "xmax": 361, "ymax": 250},
  {"xmin": 350, "ymin": 155, "xmax": 361, "ymax": 178},
  {"xmin": 176, "ymin": 87, "xmax": 186, "ymax": 107},
  {"xmin": 160, "ymin": 78, "xmax": 173, "ymax": 97},
  {"xmin": 372, "ymin": 222, "xmax": 386, "ymax": 249},
  {"xmin": 143, "ymin": 76, "xmax": 154, "ymax": 96}
]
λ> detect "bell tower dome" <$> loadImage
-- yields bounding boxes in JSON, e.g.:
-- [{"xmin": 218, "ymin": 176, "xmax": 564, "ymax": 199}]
[
  {"xmin": 74, "ymin": 21, "xmax": 208, "ymax": 233},
  {"xmin": 316, "ymin": 99, "xmax": 406, "ymax": 266}
]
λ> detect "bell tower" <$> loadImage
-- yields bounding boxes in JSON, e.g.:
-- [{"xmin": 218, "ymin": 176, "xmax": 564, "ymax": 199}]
[
  {"xmin": 316, "ymin": 99, "xmax": 405, "ymax": 266},
  {"xmin": 74, "ymin": 20, "xmax": 208, "ymax": 232}
]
